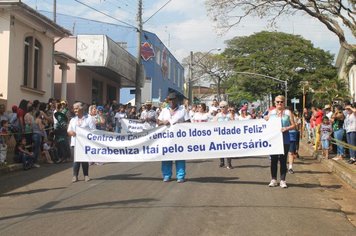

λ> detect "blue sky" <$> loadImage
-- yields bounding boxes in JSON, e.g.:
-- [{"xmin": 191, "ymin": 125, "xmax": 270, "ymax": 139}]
[{"xmin": 22, "ymin": 0, "xmax": 345, "ymax": 103}]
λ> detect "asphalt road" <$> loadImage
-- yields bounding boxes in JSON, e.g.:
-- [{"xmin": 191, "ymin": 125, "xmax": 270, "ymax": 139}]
[{"xmin": 0, "ymin": 154, "xmax": 355, "ymax": 236}]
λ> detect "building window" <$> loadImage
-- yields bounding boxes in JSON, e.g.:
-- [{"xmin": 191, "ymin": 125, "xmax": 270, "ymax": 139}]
[
  {"xmin": 23, "ymin": 36, "xmax": 42, "ymax": 90},
  {"xmin": 177, "ymin": 68, "xmax": 181, "ymax": 88},
  {"xmin": 107, "ymin": 84, "xmax": 117, "ymax": 103},
  {"xmin": 92, "ymin": 79, "xmax": 103, "ymax": 104},
  {"xmin": 168, "ymin": 57, "xmax": 172, "ymax": 80},
  {"xmin": 173, "ymin": 64, "xmax": 177, "ymax": 84},
  {"xmin": 156, "ymin": 49, "xmax": 161, "ymax": 65}
]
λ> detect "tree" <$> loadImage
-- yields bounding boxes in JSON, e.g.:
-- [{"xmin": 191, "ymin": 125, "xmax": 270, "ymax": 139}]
[
  {"xmin": 311, "ymin": 76, "xmax": 350, "ymax": 105},
  {"xmin": 182, "ymin": 52, "xmax": 231, "ymax": 101},
  {"xmin": 205, "ymin": 0, "xmax": 356, "ymax": 52},
  {"xmin": 222, "ymin": 31, "xmax": 339, "ymax": 103}
]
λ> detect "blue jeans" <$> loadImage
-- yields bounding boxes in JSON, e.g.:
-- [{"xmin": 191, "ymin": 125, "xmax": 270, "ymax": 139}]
[
  {"xmin": 115, "ymin": 126, "xmax": 121, "ymax": 133},
  {"xmin": 161, "ymin": 160, "xmax": 186, "ymax": 180},
  {"xmin": 321, "ymin": 139, "xmax": 330, "ymax": 149},
  {"xmin": 334, "ymin": 128, "xmax": 345, "ymax": 156},
  {"xmin": 32, "ymin": 133, "xmax": 42, "ymax": 163},
  {"xmin": 346, "ymin": 132, "xmax": 356, "ymax": 158},
  {"xmin": 305, "ymin": 122, "xmax": 312, "ymax": 141}
]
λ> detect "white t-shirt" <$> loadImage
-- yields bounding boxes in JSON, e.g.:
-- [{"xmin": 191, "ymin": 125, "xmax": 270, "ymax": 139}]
[
  {"xmin": 192, "ymin": 112, "xmax": 209, "ymax": 122},
  {"xmin": 238, "ymin": 114, "xmax": 251, "ymax": 121},
  {"xmin": 158, "ymin": 106, "xmax": 188, "ymax": 124},
  {"xmin": 114, "ymin": 112, "xmax": 127, "ymax": 127},
  {"xmin": 67, "ymin": 115, "xmax": 95, "ymax": 147},
  {"xmin": 209, "ymin": 105, "xmax": 218, "ymax": 114}
]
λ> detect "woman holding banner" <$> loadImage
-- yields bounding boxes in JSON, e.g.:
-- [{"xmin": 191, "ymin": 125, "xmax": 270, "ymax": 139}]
[
  {"xmin": 266, "ymin": 95, "xmax": 295, "ymax": 188},
  {"xmin": 157, "ymin": 92, "xmax": 189, "ymax": 183},
  {"xmin": 68, "ymin": 102, "xmax": 96, "ymax": 183},
  {"xmin": 213, "ymin": 101, "xmax": 233, "ymax": 169}
]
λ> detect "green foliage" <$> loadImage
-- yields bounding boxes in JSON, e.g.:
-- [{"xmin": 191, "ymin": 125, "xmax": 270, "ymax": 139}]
[{"xmin": 222, "ymin": 31, "xmax": 338, "ymax": 104}]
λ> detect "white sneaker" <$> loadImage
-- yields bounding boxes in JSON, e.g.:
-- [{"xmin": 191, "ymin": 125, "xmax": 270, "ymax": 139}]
[
  {"xmin": 33, "ymin": 164, "xmax": 40, "ymax": 168},
  {"xmin": 280, "ymin": 180, "xmax": 288, "ymax": 188},
  {"xmin": 72, "ymin": 176, "xmax": 78, "ymax": 183},
  {"xmin": 268, "ymin": 179, "xmax": 278, "ymax": 187},
  {"xmin": 84, "ymin": 176, "xmax": 91, "ymax": 182}
]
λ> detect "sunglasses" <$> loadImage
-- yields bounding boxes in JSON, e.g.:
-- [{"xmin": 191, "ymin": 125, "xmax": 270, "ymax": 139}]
[{"xmin": 275, "ymin": 101, "xmax": 284, "ymax": 104}]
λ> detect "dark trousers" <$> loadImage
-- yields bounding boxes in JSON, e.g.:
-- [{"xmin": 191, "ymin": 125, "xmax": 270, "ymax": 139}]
[
  {"xmin": 220, "ymin": 158, "xmax": 231, "ymax": 166},
  {"xmin": 270, "ymin": 144, "xmax": 289, "ymax": 181},
  {"xmin": 73, "ymin": 162, "xmax": 89, "ymax": 177},
  {"xmin": 57, "ymin": 139, "xmax": 71, "ymax": 161}
]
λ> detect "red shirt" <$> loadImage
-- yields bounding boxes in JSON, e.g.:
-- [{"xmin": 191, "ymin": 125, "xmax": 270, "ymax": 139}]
[{"xmin": 315, "ymin": 110, "xmax": 323, "ymax": 125}]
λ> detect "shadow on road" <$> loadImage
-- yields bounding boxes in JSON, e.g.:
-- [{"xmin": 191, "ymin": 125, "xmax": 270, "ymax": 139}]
[
  {"xmin": 0, "ymin": 198, "xmax": 158, "ymax": 221},
  {"xmin": 0, "ymin": 187, "xmax": 66, "ymax": 197},
  {"xmin": 0, "ymin": 163, "xmax": 72, "ymax": 195},
  {"xmin": 188, "ymin": 176, "xmax": 239, "ymax": 183},
  {"xmin": 236, "ymin": 164, "xmax": 269, "ymax": 169}
]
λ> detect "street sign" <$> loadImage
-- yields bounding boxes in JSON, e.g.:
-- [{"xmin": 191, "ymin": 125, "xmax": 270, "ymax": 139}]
[
  {"xmin": 291, "ymin": 98, "xmax": 300, "ymax": 104},
  {"xmin": 291, "ymin": 97, "xmax": 300, "ymax": 111}
]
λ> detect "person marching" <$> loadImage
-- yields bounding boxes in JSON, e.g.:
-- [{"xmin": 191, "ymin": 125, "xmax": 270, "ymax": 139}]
[
  {"xmin": 265, "ymin": 95, "xmax": 296, "ymax": 188},
  {"xmin": 140, "ymin": 101, "xmax": 157, "ymax": 129},
  {"xmin": 67, "ymin": 102, "xmax": 96, "ymax": 183},
  {"xmin": 213, "ymin": 101, "xmax": 233, "ymax": 169},
  {"xmin": 157, "ymin": 92, "xmax": 189, "ymax": 183}
]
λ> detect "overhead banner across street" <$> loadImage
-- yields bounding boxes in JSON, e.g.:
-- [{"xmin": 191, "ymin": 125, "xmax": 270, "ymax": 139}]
[{"xmin": 74, "ymin": 119, "xmax": 283, "ymax": 162}]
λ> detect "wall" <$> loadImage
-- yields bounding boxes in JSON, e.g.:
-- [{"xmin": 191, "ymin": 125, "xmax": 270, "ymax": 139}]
[
  {"xmin": 7, "ymin": 15, "xmax": 54, "ymax": 107},
  {"xmin": 0, "ymin": 12, "xmax": 11, "ymax": 108}
]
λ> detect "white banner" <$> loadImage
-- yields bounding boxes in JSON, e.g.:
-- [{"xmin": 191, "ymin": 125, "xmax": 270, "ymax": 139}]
[
  {"xmin": 75, "ymin": 119, "xmax": 283, "ymax": 162},
  {"xmin": 120, "ymin": 118, "xmax": 151, "ymax": 134}
]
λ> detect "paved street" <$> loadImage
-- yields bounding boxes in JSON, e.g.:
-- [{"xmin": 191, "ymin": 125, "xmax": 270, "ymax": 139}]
[{"xmin": 0, "ymin": 151, "xmax": 355, "ymax": 236}]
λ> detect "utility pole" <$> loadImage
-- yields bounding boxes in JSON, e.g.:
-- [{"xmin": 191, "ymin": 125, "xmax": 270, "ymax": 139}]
[
  {"xmin": 53, "ymin": 0, "xmax": 56, "ymax": 23},
  {"xmin": 188, "ymin": 51, "xmax": 193, "ymax": 103},
  {"xmin": 135, "ymin": 0, "xmax": 143, "ymax": 108}
]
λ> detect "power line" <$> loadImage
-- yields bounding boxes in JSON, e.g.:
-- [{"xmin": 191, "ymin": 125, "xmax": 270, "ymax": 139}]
[
  {"xmin": 101, "ymin": 0, "xmax": 136, "ymax": 15},
  {"xmin": 38, "ymin": 9, "xmax": 135, "ymax": 29},
  {"xmin": 74, "ymin": 0, "xmax": 137, "ymax": 29},
  {"xmin": 143, "ymin": 0, "xmax": 172, "ymax": 24}
]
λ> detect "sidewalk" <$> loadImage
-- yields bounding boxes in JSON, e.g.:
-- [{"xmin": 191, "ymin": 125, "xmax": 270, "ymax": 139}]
[
  {"xmin": 299, "ymin": 137, "xmax": 356, "ymax": 189},
  {"xmin": 0, "ymin": 152, "xmax": 23, "ymax": 174}
]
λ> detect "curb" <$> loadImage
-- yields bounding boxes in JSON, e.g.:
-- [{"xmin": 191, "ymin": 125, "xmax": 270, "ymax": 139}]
[
  {"xmin": 300, "ymin": 138, "xmax": 356, "ymax": 189},
  {"xmin": 318, "ymin": 156, "xmax": 356, "ymax": 189},
  {"xmin": 0, "ymin": 163, "xmax": 23, "ymax": 174}
]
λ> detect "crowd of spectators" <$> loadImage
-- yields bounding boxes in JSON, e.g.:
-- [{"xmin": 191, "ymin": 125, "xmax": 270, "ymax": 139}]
[{"xmin": 0, "ymin": 96, "xmax": 354, "ymax": 177}]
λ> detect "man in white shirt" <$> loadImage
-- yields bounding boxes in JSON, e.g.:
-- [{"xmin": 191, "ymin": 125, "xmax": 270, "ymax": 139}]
[
  {"xmin": 140, "ymin": 101, "xmax": 157, "ymax": 129},
  {"xmin": 157, "ymin": 92, "xmax": 188, "ymax": 183}
]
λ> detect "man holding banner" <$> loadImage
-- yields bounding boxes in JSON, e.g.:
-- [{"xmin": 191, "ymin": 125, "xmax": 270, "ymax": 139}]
[
  {"xmin": 157, "ymin": 92, "xmax": 189, "ymax": 183},
  {"xmin": 140, "ymin": 101, "xmax": 157, "ymax": 129}
]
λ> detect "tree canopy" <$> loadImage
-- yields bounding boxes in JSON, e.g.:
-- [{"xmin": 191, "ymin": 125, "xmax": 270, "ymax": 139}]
[
  {"xmin": 222, "ymin": 31, "xmax": 343, "ymax": 104},
  {"xmin": 205, "ymin": 0, "xmax": 356, "ymax": 52}
]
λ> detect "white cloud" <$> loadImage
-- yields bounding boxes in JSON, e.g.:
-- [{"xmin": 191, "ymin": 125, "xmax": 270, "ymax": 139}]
[{"xmin": 22, "ymin": 0, "xmax": 342, "ymax": 61}]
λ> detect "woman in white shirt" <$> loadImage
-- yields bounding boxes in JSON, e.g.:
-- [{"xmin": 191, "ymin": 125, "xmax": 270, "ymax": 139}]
[
  {"xmin": 344, "ymin": 104, "xmax": 356, "ymax": 164},
  {"xmin": 68, "ymin": 102, "xmax": 96, "ymax": 183},
  {"xmin": 238, "ymin": 107, "xmax": 251, "ymax": 120},
  {"xmin": 213, "ymin": 101, "xmax": 233, "ymax": 169},
  {"xmin": 192, "ymin": 103, "xmax": 209, "ymax": 122}
]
